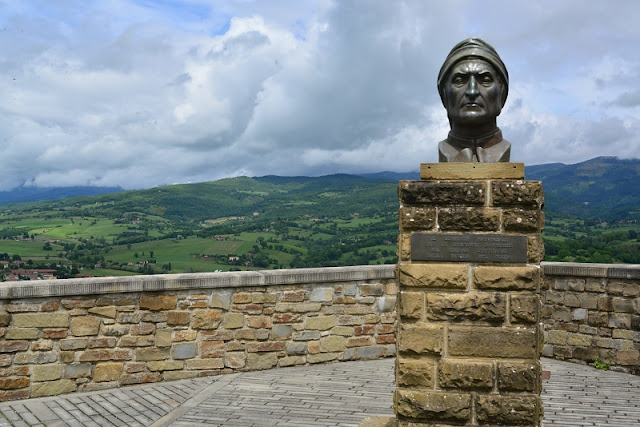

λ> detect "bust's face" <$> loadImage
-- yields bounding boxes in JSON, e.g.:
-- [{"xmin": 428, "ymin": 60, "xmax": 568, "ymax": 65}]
[{"xmin": 444, "ymin": 59, "xmax": 503, "ymax": 129}]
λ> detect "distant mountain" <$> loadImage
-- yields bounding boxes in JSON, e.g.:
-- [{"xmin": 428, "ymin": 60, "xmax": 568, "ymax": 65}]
[
  {"xmin": 525, "ymin": 157, "xmax": 640, "ymax": 220},
  {"xmin": 3, "ymin": 157, "xmax": 639, "ymax": 222},
  {"xmin": 0, "ymin": 186, "xmax": 123, "ymax": 206}
]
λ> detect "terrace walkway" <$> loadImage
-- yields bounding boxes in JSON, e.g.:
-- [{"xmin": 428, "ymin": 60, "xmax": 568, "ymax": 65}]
[{"xmin": 1, "ymin": 358, "xmax": 639, "ymax": 426}]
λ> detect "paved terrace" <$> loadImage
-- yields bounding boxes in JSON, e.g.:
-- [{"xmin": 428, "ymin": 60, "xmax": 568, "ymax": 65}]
[{"xmin": 1, "ymin": 358, "xmax": 639, "ymax": 427}]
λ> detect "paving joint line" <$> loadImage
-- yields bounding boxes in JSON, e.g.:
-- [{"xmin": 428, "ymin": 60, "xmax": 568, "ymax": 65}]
[{"xmin": 149, "ymin": 373, "xmax": 240, "ymax": 427}]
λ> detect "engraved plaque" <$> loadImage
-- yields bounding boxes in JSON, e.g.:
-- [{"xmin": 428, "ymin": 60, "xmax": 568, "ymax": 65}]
[{"xmin": 411, "ymin": 233, "xmax": 527, "ymax": 263}]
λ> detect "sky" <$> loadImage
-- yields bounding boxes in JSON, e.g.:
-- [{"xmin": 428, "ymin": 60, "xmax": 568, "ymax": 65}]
[{"xmin": 1, "ymin": 0, "xmax": 639, "ymax": 191}]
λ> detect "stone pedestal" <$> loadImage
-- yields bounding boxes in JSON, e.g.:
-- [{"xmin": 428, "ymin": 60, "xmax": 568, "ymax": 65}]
[{"xmin": 393, "ymin": 164, "xmax": 544, "ymax": 426}]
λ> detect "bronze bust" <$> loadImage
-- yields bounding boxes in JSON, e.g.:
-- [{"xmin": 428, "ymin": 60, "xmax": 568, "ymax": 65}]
[{"xmin": 437, "ymin": 38, "xmax": 510, "ymax": 162}]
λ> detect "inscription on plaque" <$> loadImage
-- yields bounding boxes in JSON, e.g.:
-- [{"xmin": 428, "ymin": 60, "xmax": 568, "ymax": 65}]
[{"xmin": 411, "ymin": 233, "xmax": 527, "ymax": 263}]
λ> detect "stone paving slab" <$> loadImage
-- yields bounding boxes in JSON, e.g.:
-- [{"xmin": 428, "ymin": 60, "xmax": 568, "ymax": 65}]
[{"xmin": 1, "ymin": 358, "xmax": 639, "ymax": 426}]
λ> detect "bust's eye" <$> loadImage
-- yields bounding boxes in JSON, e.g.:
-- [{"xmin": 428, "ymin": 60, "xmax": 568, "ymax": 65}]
[
  {"xmin": 452, "ymin": 75, "xmax": 465, "ymax": 85},
  {"xmin": 480, "ymin": 74, "xmax": 494, "ymax": 85}
]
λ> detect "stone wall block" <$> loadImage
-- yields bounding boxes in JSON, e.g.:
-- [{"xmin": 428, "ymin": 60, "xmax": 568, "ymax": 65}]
[
  {"xmin": 497, "ymin": 362, "xmax": 540, "ymax": 392},
  {"xmin": 448, "ymin": 326, "xmax": 538, "ymax": 358},
  {"xmin": 94, "ymin": 362, "xmax": 123, "ymax": 382},
  {"xmin": 395, "ymin": 357, "xmax": 434, "ymax": 387},
  {"xmin": 398, "ymin": 264, "xmax": 467, "ymax": 289},
  {"xmin": 398, "ymin": 207, "xmax": 436, "ymax": 231},
  {"xmin": 13, "ymin": 313, "xmax": 69, "ymax": 328},
  {"xmin": 438, "ymin": 360, "xmax": 493, "ymax": 390},
  {"xmin": 191, "ymin": 309, "xmax": 222, "ymax": 329},
  {"xmin": 399, "ymin": 180, "xmax": 485, "ymax": 206},
  {"xmin": 397, "ymin": 232, "xmax": 411, "ymax": 262},
  {"xmin": 473, "ymin": 266, "xmax": 539, "ymax": 291},
  {"xmin": 31, "ymin": 380, "xmax": 76, "ymax": 398},
  {"xmin": 491, "ymin": 180, "xmax": 543, "ymax": 207},
  {"xmin": 426, "ymin": 293, "xmax": 505, "ymax": 323},
  {"xmin": 511, "ymin": 294, "xmax": 540, "ymax": 324},
  {"xmin": 528, "ymin": 234, "xmax": 546, "ymax": 264},
  {"xmin": 438, "ymin": 208, "xmax": 500, "ymax": 232},
  {"xmin": 139, "ymin": 295, "xmax": 177, "ymax": 311},
  {"xmin": 397, "ymin": 323, "xmax": 442, "ymax": 355},
  {"xmin": 394, "ymin": 389, "xmax": 471, "ymax": 423},
  {"xmin": 476, "ymin": 394, "xmax": 542, "ymax": 425},
  {"xmin": 306, "ymin": 316, "xmax": 336, "ymax": 331},
  {"xmin": 398, "ymin": 291, "xmax": 423, "ymax": 320},
  {"xmin": 503, "ymin": 208, "xmax": 543, "ymax": 232}
]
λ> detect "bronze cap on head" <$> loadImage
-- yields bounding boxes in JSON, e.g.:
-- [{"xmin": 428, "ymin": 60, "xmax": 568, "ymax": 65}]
[{"xmin": 437, "ymin": 38, "xmax": 509, "ymax": 108}]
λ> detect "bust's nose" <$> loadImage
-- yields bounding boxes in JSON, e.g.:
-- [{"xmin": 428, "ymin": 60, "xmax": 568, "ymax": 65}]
[{"xmin": 465, "ymin": 76, "xmax": 479, "ymax": 100}]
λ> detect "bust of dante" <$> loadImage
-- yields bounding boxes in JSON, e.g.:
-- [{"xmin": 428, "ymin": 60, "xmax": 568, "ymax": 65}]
[{"xmin": 437, "ymin": 38, "xmax": 510, "ymax": 162}]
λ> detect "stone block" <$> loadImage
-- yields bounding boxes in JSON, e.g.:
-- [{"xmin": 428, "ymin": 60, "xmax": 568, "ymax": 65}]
[
  {"xmin": 359, "ymin": 284, "xmax": 385, "ymax": 297},
  {"xmin": 88, "ymin": 306, "xmax": 116, "ymax": 318},
  {"xmin": 5, "ymin": 328, "xmax": 38, "ymax": 340},
  {"xmin": 201, "ymin": 341, "xmax": 225, "ymax": 358},
  {"xmin": 398, "ymin": 206, "xmax": 436, "ymax": 231},
  {"xmin": 13, "ymin": 313, "xmax": 69, "ymax": 328},
  {"xmin": 41, "ymin": 328, "xmax": 68, "ymax": 339},
  {"xmin": 155, "ymin": 329, "xmax": 172, "ymax": 347},
  {"xmin": 475, "ymin": 394, "xmax": 540, "ymax": 425},
  {"xmin": 280, "ymin": 290, "xmax": 306, "ymax": 302},
  {"xmin": 394, "ymin": 389, "xmax": 471, "ymax": 422},
  {"xmin": 246, "ymin": 352, "xmax": 277, "ymax": 370},
  {"xmin": 31, "ymin": 379, "xmax": 76, "ymax": 398},
  {"xmin": 0, "ymin": 313, "xmax": 10, "ymax": 327},
  {"xmin": 528, "ymin": 234, "xmax": 545, "ymax": 263},
  {"xmin": 248, "ymin": 315, "xmax": 272, "ymax": 329},
  {"xmin": 398, "ymin": 180, "xmax": 485, "ymax": 206},
  {"xmin": 498, "ymin": 362, "xmax": 539, "ymax": 392},
  {"xmin": 438, "ymin": 360, "xmax": 493, "ymax": 390},
  {"xmin": 511, "ymin": 294, "xmax": 539, "ymax": 324},
  {"xmin": 94, "ymin": 362, "xmax": 123, "ymax": 382},
  {"xmin": 398, "ymin": 232, "xmax": 411, "ymax": 261},
  {"xmin": 278, "ymin": 356, "xmax": 306, "ymax": 367},
  {"xmin": 396, "ymin": 357, "xmax": 434, "ymax": 387},
  {"xmin": 397, "ymin": 323, "xmax": 442, "ymax": 355},
  {"xmin": 225, "ymin": 351, "xmax": 246, "ymax": 369},
  {"xmin": 448, "ymin": 326, "xmax": 537, "ymax": 358},
  {"xmin": 617, "ymin": 350, "xmax": 640, "ymax": 365},
  {"xmin": 147, "ymin": 360, "xmax": 184, "ymax": 371},
  {"xmin": 246, "ymin": 341, "xmax": 286, "ymax": 353},
  {"xmin": 172, "ymin": 343, "xmax": 197, "ymax": 360},
  {"xmin": 185, "ymin": 359, "xmax": 224, "ymax": 370},
  {"xmin": 64, "ymin": 364, "xmax": 92, "ymax": 379},
  {"xmin": 174, "ymin": 330, "xmax": 197, "ymax": 342},
  {"xmin": 167, "ymin": 311, "xmax": 191, "ymax": 326},
  {"xmin": 438, "ymin": 207, "xmax": 500, "ymax": 232},
  {"xmin": 307, "ymin": 352, "xmax": 339, "ymax": 364},
  {"xmin": 473, "ymin": 266, "xmax": 539, "ymax": 291},
  {"xmin": 164, "ymin": 371, "xmax": 198, "ymax": 381},
  {"xmin": 287, "ymin": 341, "xmax": 307, "ymax": 355},
  {"xmin": 274, "ymin": 303, "xmax": 321, "ymax": 313},
  {"xmin": 31, "ymin": 340, "xmax": 53, "ymax": 351},
  {"xmin": 117, "ymin": 312, "xmax": 140, "ymax": 324},
  {"xmin": 135, "ymin": 348, "xmax": 169, "ymax": 361},
  {"xmin": 377, "ymin": 296, "xmax": 396, "ymax": 313},
  {"xmin": 210, "ymin": 290, "xmax": 232, "ymax": 310},
  {"xmin": 13, "ymin": 350, "xmax": 56, "ymax": 364},
  {"xmin": 398, "ymin": 264, "xmax": 467, "ymax": 289},
  {"xmin": 60, "ymin": 339, "xmax": 87, "ymax": 351},
  {"xmin": 102, "ymin": 325, "xmax": 129, "ymax": 336},
  {"xmin": 222, "ymin": 312, "xmax": 245, "ymax": 329},
  {"xmin": 121, "ymin": 372, "xmax": 162, "ymax": 385},
  {"xmin": 346, "ymin": 336, "xmax": 374, "ymax": 347},
  {"xmin": 309, "ymin": 287, "xmax": 333, "ymax": 302},
  {"xmin": 320, "ymin": 336, "xmax": 346, "ymax": 353},
  {"xmin": 251, "ymin": 292, "xmax": 276, "ymax": 304},
  {"xmin": 31, "ymin": 363, "xmax": 62, "ymax": 382},
  {"xmin": 140, "ymin": 295, "xmax": 177, "ymax": 311},
  {"xmin": 0, "ymin": 377, "xmax": 30, "ymax": 390},
  {"xmin": 271, "ymin": 324, "xmax": 292, "ymax": 340},
  {"xmin": 306, "ymin": 316, "xmax": 336, "ymax": 330},
  {"xmin": 503, "ymin": 208, "xmax": 543, "ymax": 232},
  {"xmin": 191, "ymin": 309, "xmax": 222, "ymax": 329},
  {"xmin": 491, "ymin": 180, "xmax": 543, "ymax": 207},
  {"xmin": 426, "ymin": 293, "xmax": 505, "ymax": 323},
  {"xmin": 131, "ymin": 322, "xmax": 155, "ymax": 335},
  {"xmin": 235, "ymin": 329, "xmax": 257, "ymax": 340}
]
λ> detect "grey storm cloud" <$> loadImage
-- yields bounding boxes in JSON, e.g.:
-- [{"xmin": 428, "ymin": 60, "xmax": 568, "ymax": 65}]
[{"xmin": 0, "ymin": 0, "xmax": 639, "ymax": 191}]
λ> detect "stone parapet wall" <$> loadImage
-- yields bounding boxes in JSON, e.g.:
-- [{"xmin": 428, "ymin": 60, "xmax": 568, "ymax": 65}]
[
  {"xmin": 541, "ymin": 262, "xmax": 640, "ymax": 374},
  {"xmin": 0, "ymin": 266, "xmax": 396, "ymax": 402}
]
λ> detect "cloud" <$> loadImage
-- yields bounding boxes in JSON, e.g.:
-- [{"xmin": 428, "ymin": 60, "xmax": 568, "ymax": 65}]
[{"xmin": 0, "ymin": 0, "xmax": 639, "ymax": 190}]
